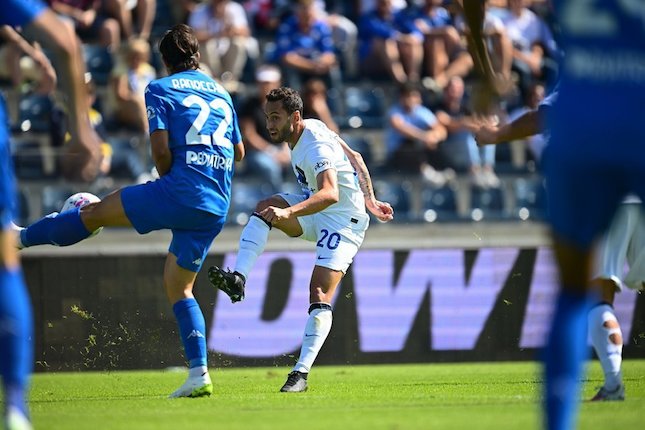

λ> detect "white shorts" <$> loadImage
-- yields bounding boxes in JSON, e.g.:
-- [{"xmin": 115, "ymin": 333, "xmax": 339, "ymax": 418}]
[
  {"xmin": 593, "ymin": 203, "xmax": 645, "ymax": 291},
  {"xmin": 278, "ymin": 193, "xmax": 369, "ymax": 273}
]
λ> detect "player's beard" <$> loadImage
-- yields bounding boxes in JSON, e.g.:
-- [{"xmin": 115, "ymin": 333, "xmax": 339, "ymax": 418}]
[{"xmin": 270, "ymin": 122, "xmax": 292, "ymax": 144}]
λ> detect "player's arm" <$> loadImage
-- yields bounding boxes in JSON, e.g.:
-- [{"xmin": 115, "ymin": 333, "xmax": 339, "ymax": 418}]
[
  {"xmin": 336, "ymin": 137, "xmax": 394, "ymax": 222},
  {"xmin": 150, "ymin": 130, "xmax": 172, "ymax": 176},
  {"xmin": 233, "ymin": 140, "xmax": 245, "ymax": 162},
  {"xmin": 0, "ymin": 25, "xmax": 56, "ymax": 93},
  {"xmin": 475, "ymin": 105, "xmax": 549, "ymax": 146},
  {"xmin": 22, "ymin": 8, "xmax": 101, "ymax": 182},
  {"xmin": 259, "ymin": 169, "xmax": 339, "ymax": 224}
]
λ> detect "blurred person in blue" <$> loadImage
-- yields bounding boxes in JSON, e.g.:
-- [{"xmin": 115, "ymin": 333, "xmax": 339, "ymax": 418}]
[
  {"xmin": 401, "ymin": 0, "xmax": 473, "ymax": 91},
  {"xmin": 357, "ymin": 0, "xmax": 423, "ymax": 84},
  {"xmin": 1, "ymin": 0, "xmax": 102, "ymax": 428},
  {"xmin": 385, "ymin": 82, "xmax": 453, "ymax": 188},
  {"xmin": 462, "ymin": 1, "xmax": 645, "ymax": 429},
  {"xmin": 15, "ymin": 24, "xmax": 245, "ymax": 399},
  {"xmin": 273, "ymin": 0, "xmax": 339, "ymax": 89}
]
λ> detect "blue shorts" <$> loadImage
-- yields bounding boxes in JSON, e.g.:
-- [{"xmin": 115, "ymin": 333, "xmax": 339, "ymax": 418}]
[
  {"xmin": 0, "ymin": 127, "xmax": 16, "ymax": 228},
  {"xmin": 121, "ymin": 180, "xmax": 226, "ymax": 272},
  {"xmin": 544, "ymin": 123, "xmax": 645, "ymax": 248}
]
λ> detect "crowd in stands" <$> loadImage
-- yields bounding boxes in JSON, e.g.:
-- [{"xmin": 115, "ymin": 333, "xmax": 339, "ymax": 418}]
[{"xmin": 2, "ymin": 0, "xmax": 559, "ymax": 224}]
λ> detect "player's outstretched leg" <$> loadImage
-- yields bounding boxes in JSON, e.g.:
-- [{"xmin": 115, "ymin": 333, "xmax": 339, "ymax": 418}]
[
  {"xmin": 207, "ymin": 212, "xmax": 271, "ymax": 302},
  {"xmin": 169, "ymin": 298, "xmax": 213, "ymax": 398},
  {"xmin": 281, "ymin": 303, "xmax": 333, "ymax": 393},
  {"xmin": 588, "ymin": 303, "xmax": 625, "ymax": 401},
  {"xmin": 17, "ymin": 208, "xmax": 93, "ymax": 249},
  {"xmin": 0, "ymin": 267, "xmax": 33, "ymax": 430},
  {"xmin": 208, "ymin": 266, "xmax": 246, "ymax": 303}
]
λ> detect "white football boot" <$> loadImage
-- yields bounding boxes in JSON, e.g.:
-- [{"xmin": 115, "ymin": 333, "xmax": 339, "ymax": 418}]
[
  {"xmin": 4, "ymin": 406, "xmax": 33, "ymax": 430},
  {"xmin": 169, "ymin": 371, "xmax": 213, "ymax": 398}
]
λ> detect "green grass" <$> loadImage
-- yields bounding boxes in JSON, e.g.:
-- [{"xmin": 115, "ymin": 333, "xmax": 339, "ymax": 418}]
[{"xmin": 26, "ymin": 360, "xmax": 644, "ymax": 430}]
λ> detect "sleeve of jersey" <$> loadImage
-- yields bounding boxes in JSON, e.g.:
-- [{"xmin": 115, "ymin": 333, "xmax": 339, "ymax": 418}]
[
  {"xmin": 1, "ymin": 0, "xmax": 46, "ymax": 27},
  {"xmin": 144, "ymin": 82, "xmax": 168, "ymax": 133},
  {"xmin": 231, "ymin": 110, "xmax": 243, "ymax": 145},
  {"xmin": 308, "ymin": 143, "xmax": 337, "ymax": 177}
]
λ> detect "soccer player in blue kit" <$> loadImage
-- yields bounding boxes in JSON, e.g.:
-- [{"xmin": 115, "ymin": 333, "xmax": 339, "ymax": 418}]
[
  {"xmin": 16, "ymin": 24, "xmax": 245, "ymax": 398},
  {"xmin": 1, "ymin": 0, "xmax": 103, "ymax": 428},
  {"xmin": 461, "ymin": 1, "xmax": 645, "ymax": 429}
]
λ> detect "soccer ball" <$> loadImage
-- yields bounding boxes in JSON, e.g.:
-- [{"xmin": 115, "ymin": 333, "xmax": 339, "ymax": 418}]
[{"xmin": 61, "ymin": 192, "xmax": 103, "ymax": 236}]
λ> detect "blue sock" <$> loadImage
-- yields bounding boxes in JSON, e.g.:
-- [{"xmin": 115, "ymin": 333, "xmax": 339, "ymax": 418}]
[
  {"xmin": 0, "ymin": 267, "xmax": 33, "ymax": 416},
  {"xmin": 21, "ymin": 208, "xmax": 92, "ymax": 247},
  {"xmin": 172, "ymin": 298, "xmax": 207, "ymax": 369},
  {"xmin": 543, "ymin": 290, "xmax": 593, "ymax": 430}
]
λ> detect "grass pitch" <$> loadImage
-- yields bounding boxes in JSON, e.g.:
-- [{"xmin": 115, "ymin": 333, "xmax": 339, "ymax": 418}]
[{"xmin": 26, "ymin": 360, "xmax": 644, "ymax": 430}]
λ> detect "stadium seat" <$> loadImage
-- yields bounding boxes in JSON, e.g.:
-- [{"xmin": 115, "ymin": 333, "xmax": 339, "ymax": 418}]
[
  {"xmin": 228, "ymin": 182, "xmax": 273, "ymax": 225},
  {"xmin": 512, "ymin": 177, "xmax": 547, "ymax": 221},
  {"xmin": 16, "ymin": 93, "xmax": 53, "ymax": 134},
  {"xmin": 373, "ymin": 179, "xmax": 412, "ymax": 221},
  {"xmin": 344, "ymin": 135, "xmax": 373, "ymax": 166},
  {"xmin": 83, "ymin": 44, "xmax": 114, "ymax": 86},
  {"xmin": 341, "ymin": 86, "xmax": 387, "ymax": 129},
  {"xmin": 420, "ymin": 185, "xmax": 459, "ymax": 222},
  {"xmin": 469, "ymin": 185, "xmax": 507, "ymax": 221},
  {"xmin": 41, "ymin": 185, "xmax": 76, "ymax": 216}
]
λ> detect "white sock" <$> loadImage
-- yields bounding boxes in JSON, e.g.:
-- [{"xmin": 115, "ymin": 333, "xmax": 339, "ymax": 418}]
[
  {"xmin": 293, "ymin": 304, "xmax": 333, "ymax": 373},
  {"xmin": 588, "ymin": 303, "xmax": 623, "ymax": 390},
  {"xmin": 189, "ymin": 365, "xmax": 208, "ymax": 378},
  {"xmin": 234, "ymin": 214, "xmax": 271, "ymax": 279}
]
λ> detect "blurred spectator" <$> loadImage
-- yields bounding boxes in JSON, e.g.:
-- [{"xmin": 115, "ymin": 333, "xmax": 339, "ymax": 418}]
[
  {"xmin": 358, "ymin": 0, "xmax": 422, "ymax": 84},
  {"xmin": 48, "ymin": 0, "xmax": 121, "ymax": 49},
  {"xmin": 385, "ymin": 82, "xmax": 454, "ymax": 187},
  {"xmin": 237, "ymin": 65, "xmax": 290, "ymax": 193},
  {"xmin": 273, "ymin": 0, "xmax": 340, "ymax": 89},
  {"xmin": 188, "ymin": 0, "xmax": 255, "ymax": 86},
  {"xmin": 65, "ymin": 78, "xmax": 151, "ymax": 182},
  {"xmin": 0, "ymin": 26, "xmax": 56, "ymax": 95},
  {"xmin": 507, "ymin": 80, "xmax": 547, "ymax": 166},
  {"xmin": 403, "ymin": 0, "xmax": 473, "ymax": 91},
  {"xmin": 359, "ymin": 0, "xmax": 406, "ymax": 15},
  {"xmin": 103, "ymin": 0, "xmax": 157, "ymax": 41},
  {"xmin": 452, "ymin": 1, "xmax": 513, "ymax": 82},
  {"xmin": 302, "ymin": 78, "xmax": 339, "ymax": 134},
  {"xmin": 109, "ymin": 37, "xmax": 156, "ymax": 132},
  {"xmin": 502, "ymin": 0, "xmax": 558, "ymax": 94},
  {"xmin": 435, "ymin": 76, "xmax": 499, "ymax": 188}
]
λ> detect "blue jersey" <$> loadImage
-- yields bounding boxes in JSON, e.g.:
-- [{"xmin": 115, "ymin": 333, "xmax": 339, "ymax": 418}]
[
  {"xmin": 550, "ymin": 1, "xmax": 645, "ymax": 128},
  {"xmin": 0, "ymin": 0, "xmax": 45, "ymax": 27},
  {"xmin": 0, "ymin": 0, "xmax": 46, "ymax": 226},
  {"xmin": 145, "ymin": 69, "xmax": 242, "ymax": 216}
]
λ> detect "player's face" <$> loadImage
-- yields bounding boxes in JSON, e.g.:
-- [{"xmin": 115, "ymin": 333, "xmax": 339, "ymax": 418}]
[{"xmin": 265, "ymin": 101, "xmax": 294, "ymax": 143}]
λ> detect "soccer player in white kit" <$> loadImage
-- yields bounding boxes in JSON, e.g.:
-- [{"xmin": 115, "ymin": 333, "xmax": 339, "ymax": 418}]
[
  {"xmin": 209, "ymin": 86, "xmax": 394, "ymax": 392},
  {"xmin": 475, "ymin": 92, "xmax": 645, "ymax": 401},
  {"xmin": 589, "ymin": 195, "xmax": 645, "ymax": 401}
]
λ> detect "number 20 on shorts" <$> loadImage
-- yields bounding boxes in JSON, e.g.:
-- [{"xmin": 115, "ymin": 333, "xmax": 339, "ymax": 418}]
[{"xmin": 317, "ymin": 229, "xmax": 341, "ymax": 249}]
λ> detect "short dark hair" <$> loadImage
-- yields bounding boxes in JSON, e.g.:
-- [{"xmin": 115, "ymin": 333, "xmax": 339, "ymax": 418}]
[
  {"xmin": 398, "ymin": 81, "xmax": 421, "ymax": 96},
  {"xmin": 159, "ymin": 24, "xmax": 199, "ymax": 73},
  {"xmin": 266, "ymin": 87, "xmax": 304, "ymax": 115}
]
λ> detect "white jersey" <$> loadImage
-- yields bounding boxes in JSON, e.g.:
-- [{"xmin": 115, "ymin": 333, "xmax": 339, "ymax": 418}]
[{"xmin": 290, "ymin": 119, "xmax": 367, "ymax": 220}]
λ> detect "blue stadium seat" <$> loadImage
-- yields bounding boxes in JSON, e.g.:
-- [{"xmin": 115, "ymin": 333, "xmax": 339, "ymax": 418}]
[
  {"xmin": 374, "ymin": 180, "xmax": 412, "ymax": 221},
  {"xmin": 41, "ymin": 186, "xmax": 75, "ymax": 216},
  {"xmin": 228, "ymin": 182, "xmax": 272, "ymax": 225},
  {"xmin": 343, "ymin": 135, "xmax": 373, "ymax": 166},
  {"xmin": 469, "ymin": 186, "xmax": 507, "ymax": 221},
  {"xmin": 83, "ymin": 44, "xmax": 114, "ymax": 86},
  {"xmin": 513, "ymin": 177, "xmax": 547, "ymax": 221},
  {"xmin": 420, "ymin": 186, "xmax": 459, "ymax": 222},
  {"xmin": 16, "ymin": 93, "xmax": 53, "ymax": 133},
  {"xmin": 341, "ymin": 86, "xmax": 386, "ymax": 129}
]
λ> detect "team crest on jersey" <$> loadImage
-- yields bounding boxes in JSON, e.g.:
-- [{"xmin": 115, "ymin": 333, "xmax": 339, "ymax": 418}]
[
  {"xmin": 314, "ymin": 160, "xmax": 332, "ymax": 171},
  {"xmin": 146, "ymin": 106, "xmax": 156, "ymax": 120}
]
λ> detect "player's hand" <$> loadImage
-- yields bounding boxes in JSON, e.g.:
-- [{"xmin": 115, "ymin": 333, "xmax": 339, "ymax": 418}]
[
  {"xmin": 259, "ymin": 206, "xmax": 292, "ymax": 224},
  {"xmin": 367, "ymin": 200, "xmax": 394, "ymax": 223},
  {"xmin": 474, "ymin": 124, "xmax": 500, "ymax": 147}
]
